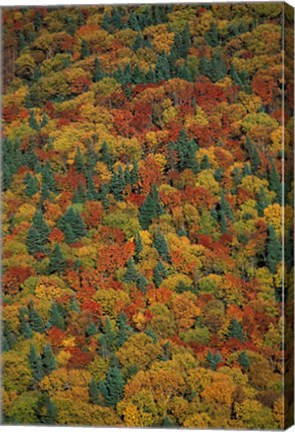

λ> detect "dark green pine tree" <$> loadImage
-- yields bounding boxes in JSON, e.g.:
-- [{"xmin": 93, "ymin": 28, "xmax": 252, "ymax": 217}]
[
  {"xmin": 19, "ymin": 307, "xmax": 33, "ymax": 339},
  {"xmin": 154, "ymin": 261, "xmax": 167, "ymax": 288},
  {"xmin": 28, "ymin": 301, "xmax": 44, "ymax": 333},
  {"xmin": 33, "ymin": 65, "xmax": 41, "ymax": 82},
  {"xmin": 39, "ymin": 395, "xmax": 57, "ymax": 424},
  {"xmin": 24, "ymin": 173, "xmax": 39, "ymax": 197},
  {"xmin": 130, "ymin": 161, "xmax": 138, "ymax": 185},
  {"xmin": 162, "ymin": 416, "xmax": 175, "ymax": 428},
  {"xmin": 256, "ymin": 187, "xmax": 270, "ymax": 216},
  {"xmin": 133, "ymin": 33, "xmax": 143, "ymax": 51},
  {"xmin": 105, "ymin": 366, "xmax": 125, "ymax": 407},
  {"xmin": 43, "ymin": 343, "xmax": 57, "ymax": 374},
  {"xmin": 116, "ymin": 312, "xmax": 132, "ymax": 347},
  {"xmin": 29, "ymin": 344, "xmax": 44, "ymax": 383},
  {"xmin": 89, "ymin": 379, "xmax": 99, "ymax": 404},
  {"xmin": 48, "ymin": 244, "xmax": 66, "ymax": 275},
  {"xmin": 139, "ymin": 184, "xmax": 164, "ymax": 229},
  {"xmin": 153, "ymin": 229, "xmax": 170, "ymax": 262},
  {"xmin": 175, "ymin": 129, "xmax": 198, "ymax": 172},
  {"xmin": 155, "ymin": 51, "xmax": 171, "ymax": 81},
  {"xmin": 206, "ymin": 350, "xmax": 222, "ymax": 371},
  {"xmin": 81, "ymin": 39, "xmax": 90, "ymax": 59},
  {"xmin": 40, "ymin": 113, "xmax": 48, "ymax": 128},
  {"xmin": 97, "ymin": 183, "xmax": 110, "ymax": 209},
  {"xmin": 285, "ymin": 226, "xmax": 294, "ymax": 272},
  {"xmin": 58, "ymin": 207, "xmax": 86, "ymax": 241},
  {"xmin": 205, "ymin": 23, "xmax": 219, "ymax": 47},
  {"xmin": 110, "ymin": 169, "xmax": 124, "ymax": 201},
  {"xmin": 93, "ymin": 56, "xmax": 103, "ymax": 82},
  {"xmin": 74, "ymin": 147, "xmax": 84, "ymax": 173},
  {"xmin": 137, "ymin": 273, "xmax": 148, "ymax": 293},
  {"xmin": 70, "ymin": 297, "xmax": 81, "ymax": 313},
  {"xmin": 86, "ymin": 321, "xmax": 98, "ymax": 337},
  {"xmin": 72, "ymin": 183, "xmax": 86, "ymax": 204},
  {"xmin": 238, "ymin": 351, "xmax": 251, "ymax": 371},
  {"xmin": 245, "ymin": 136, "xmax": 261, "ymax": 173},
  {"xmin": 228, "ymin": 318, "xmax": 245, "ymax": 341},
  {"xmin": 100, "ymin": 317, "xmax": 116, "ymax": 358},
  {"xmin": 17, "ymin": 30, "xmax": 27, "ymax": 51},
  {"xmin": 214, "ymin": 167, "xmax": 224, "ymax": 182},
  {"xmin": 200, "ymin": 154, "xmax": 211, "ymax": 170},
  {"xmin": 220, "ymin": 191, "xmax": 234, "ymax": 221},
  {"xmin": 47, "ymin": 303, "xmax": 65, "ymax": 330},
  {"xmin": 209, "ymin": 52, "xmax": 227, "ymax": 83},
  {"xmin": 100, "ymin": 141, "xmax": 113, "ymax": 169},
  {"xmin": 42, "ymin": 161, "xmax": 57, "ymax": 193},
  {"xmin": 3, "ymin": 322, "xmax": 17, "ymax": 351},
  {"xmin": 269, "ymin": 161, "xmax": 282, "ymax": 204},
  {"xmin": 266, "ymin": 225, "xmax": 282, "ymax": 274},
  {"xmin": 123, "ymin": 258, "xmax": 138, "ymax": 283},
  {"xmin": 3, "ymin": 163, "xmax": 12, "ymax": 191},
  {"xmin": 181, "ymin": 23, "xmax": 191, "ymax": 57},
  {"xmin": 34, "ymin": 11, "xmax": 42, "ymax": 31},
  {"xmin": 29, "ymin": 110, "xmax": 40, "ymax": 131},
  {"xmin": 134, "ymin": 232, "xmax": 143, "ymax": 262},
  {"xmin": 111, "ymin": 8, "xmax": 124, "ymax": 30},
  {"xmin": 86, "ymin": 172, "xmax": 98, "ymax": 200},
  {"xmin": 26, "ymin": 224, "xmax": 44, "ymax": 255},
  {"xmin": 101, "ymin": 13, "xmax": 111, "ymax": 31}
]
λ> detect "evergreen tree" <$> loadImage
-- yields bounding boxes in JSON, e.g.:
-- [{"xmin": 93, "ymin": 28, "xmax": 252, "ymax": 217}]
[
  {"xmin": 102, "ymin": 13, "xmax": 111, "ymax": 31},
  {"xmin": 137, "ymin": 273, "xmax": 148, "ymax": 293},
  {"xmin": 153, "ymin": 229, "xmax": 170, "ymax": 262},
  {"xmin": 238, "ymin": 351, "xmax": 251, "ymax": 371},
  {"xmin": 105, "ymin": 366, "xmax": 125, "ymax": 407},
  {"xmin": 42, "ymin": 161, "xmax": 56, "ymax": 193},
  {"xmin": 47, "ymin": 303, "xmax": 65, "ymax": 330},
  {"xmin": 74, "ymin": 147, "xmax": 84, "ymax": 173},
  {"xmin": 153, "ymin": 261, "xmax": 167, "ymax": 287},
  {"xmin": 26, "ymin": 224, "xmax": 44, "ymax": 255},
  {"xmin": 134, "ymin": 232, "xmax": 143, "ymax": 261},
  {"xmin": 93, "ymin": 56, "xmax": 103, "ymax": 82},
  {"xmin": 200, "ymin": 154, "xmax": 211, "ymax": 170},
  {"xmin": 100, "ymin": 141, "xmax": 113, "ymax": 169},
  {"xmin": 24, "ymin": 173, "xmax": 39, "ymax": 197},
  {"xmin": 89, "ymin": 379, "xmax": 99, "ymax": 404},
  {"xmin": 72, "ymin": 183, "xmax": 86, "ymax": 204},
  {"xmin": 39, "ymin": 395, "xmax": 57, "ymax": 424},
  {"xmin": 269, "ymin": 161, "xmax": 282, "ymax": 203},
  {"xmin": 245, "ymin": 136, "xmax": 261, "ymax": 173},
  {"xmin": 48, "ymin": 244, "xmax": 66, "ymax": 275},
  {"xmin": 111, "ymin": 8, "xmax": 124, "ymax": 30},
  {"xmin": 81, "ymin": 39, "xmax": 90, "ymax": 58},
  {"xmin": 205, "ymin": 23, "xmax": 219, "ymax": 47},
  {"xmin": 58, "ymin": 207, "xmax": 86, "ymax": 241},
  {"xmin": 123, "ymin": 258, "xmax": 138, "ymax": 283},
  {"xmin": 29, "ymin": 110, "xmax": 40, "ymax": 131},
  {"xmin": 220, "ymin": 192, "xmax": 234, "ymax": 221},
  {"xmin": 40, "ymin": 113, "xmax": 48, "ymax": 128},
  {"xmin": 266, "ymin": 225, "xmax": 282, "ymax": 274},
  {"xmin": 28, "ymin": 301, "xmax": 44, "ymax": 333},
  {"xmin": 228, "ymin": 318, "xmax": 245, "ymax": 341},
  {"xmin": 206, "ymin": 350, "xmax": 222, "ymax": 371},
  {"xmin": 175, "ymin": 129, "xmax": 199, "ymax": 172},
  {"xmin": 29, "ymin": 344, "xmax": 44, "ymax": 382},
  {"xmin": 43, "ymin": 343, "xmax": 57, "ymax": 374},
  {"xmin": 285, "ymin": 226, "xmax": 294, "ymax": 272},
  {"xmin": 20, "ymin": 307, "xmax": 33, "ymax": 339},
  {"xmin": 70, "ymin": 297, "xmax": 81, "ymax": 313},
  {"xmin": 116, "ymin": 312, "xmax": 132, "ymax": 347},
  {"xmin": 209, "ymin": 52, "xmax": 227, "ymax": 82},
  {"xmin": 86, "ymin": 172, "xmax": 98, "ymax": 200},
  {"xmin": 139, "ymin": 184, "xmax": 164, "ymax": 229},
  {"xmin": 17, "ymin": 30, "xmax": 26, "ymax": 51},
  {"xmin": 155, "ymin": 51, "xmax": 171, "ymax": 81},
  {"xmin": 256, "ymin": 187, "xmax": 269, "ymax": 216},
  {"xmin": 133, "ymin": 33, "xmax": 143, "ymax": 51}
]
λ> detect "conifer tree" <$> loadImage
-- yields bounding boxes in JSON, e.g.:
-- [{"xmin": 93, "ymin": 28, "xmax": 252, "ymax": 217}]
[
  {"xmin": 48, "ymin": 244, "xmax": 66, "ymax": 275},
  {"xmin": 28, "ymin": 301, "xmax": 44, "ymax": 333},
  {"xmin": 266, "ymin": 225, "xmax": 282, "ymax": 274},
  {"xmin": 123, "ymin": 258, "xmax": 138, "ymax": 283},
  {"xmin": 238, "ymin": 351, "xmax": 251, "ymax": 371},
  {"xmin": 26, "ymin": 224, "xmax": 44, "ymax": 255},
  {"xmin": 24, "ymin": 173, "xmax": 39, "ymax": 197},
  {"xmin": 89, "ymin": 379, "xmax": 99, "ymax": 404},
  {"xmin": 269, "ymin": 160, "xmax": 282, "ymax": 203},
  {"xmin": 93, "ymin": 56, "xmax": 103, "ymax": 82},
  {"xmin": 43, "ymin": 343, "xmax": 57, "ymax": 374},
  {"xmin": 74, "ymin": 147, "xmax": 84, "ymax": 173},
  {"xmin": 155, "ymin": 51, "xmax": 171, "ymax": 81},
  {"xmin": 139, "ymin": 184, "xmax": 164, "ymax": 229},
  {"xmin": 134, "ymin": 232, "xmax": 143, "ymax": 261},
  {"xmin": 20, "ymin": 307, "xmax": 33, "ymax": 339},
  {"xmin": 47, "ymin": 303, "xmax": 65, "ymax": 330},
  {"xmin": 105, "ymin": 366, "xmax": 125, "ymax": 407},
  {"xmin": 200, "ymin": 154, "xmax": 211, "ymax": 170},
  {"xmin": 153, "ymin": 229, "xmax": 170, "ymax": 262},
  {"xmin": 81, "ymin": 39, "xmax": 90, "ymax": 58},
  {"xmin": 228, "ymin": 318, "xmax": 245, "ymax": 341},
  {"xmin": 29, "ymin": 344, "xmax": 44, "ymax": 383},
  {"xmin": 100, "ymin": 141, "xmax": 113, "ymax": 169},
  {"xmin": 245, "ymin": 136, "xmax": 261, "ymax": 173},
  {"xmin": 29, "ymin": 110, "xmax": 40, "ymax": 131}
]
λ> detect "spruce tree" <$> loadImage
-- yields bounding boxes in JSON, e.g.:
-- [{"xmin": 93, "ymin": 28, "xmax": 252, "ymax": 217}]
[
  {"xmin": 29, "ymin": 110, "xmax": 40, "ymax": 131},
  {"xmin": 238, "ymin": 351, "xmax": 251, "ymax": 371},
  {"xmin": 137, "ymin": 273, "xmax": 148, "ymax": 293},
  {"xmin": 139, "ymin": 184, "xmax": 164, "ymax": 229},
  {"xmin": 153, "ymin": 229, "xmax": 170, "ymax": 262},
  {"xmin": 266, "ymin": 225, "xmax": 282, "ymax": 274},
  {"xmin": 116, "ymin": 312, "xmax": 132, "ymax": 347},
  {"xmin": 24, "ymin": 173, "xmax": 39, "ymax": 197},
  {"xmin": 205, "ymin": 23, "xmax": 219, "ymax": 47},
  {"xmin": 256, "ymin": 187, "xmax": 269, "ymax": 216},
  {"xmin": 100, "ymin": 141, "xmax": 113, "ymax": 169},
  {"xmin": 105, "ymin": 366, "xmax": 125, "ymax": 407},
  {"xmin": 89, "ymin": 379, "xmax": 99, "ymax": 404},
  {"xmin": 28, "ymin": 301, "xmax": 44, "ymax": 333},
  {"xmin": 269, "ymin": 161, "xmax": 282, "ymax": 204},
  {"xmin": 245, "ymin": 136, "xmax": 261, "ymax": 173},
  {"xmin": 93, "ymin": 56, "xmax": 103, "ymax": 82},
  {"xmin": 26, "ymin": 224, "xmax": 43, "ymax": 255},
  {"xmin": 72, "ymin": 183, "xmax": 86, "ymax": 204},
  {"xmin": 43, "ymin": 343, "xmax": 57, "ymax": 374},
  {"xmin": 134, "ymin": 232, "xmax": 143, "ymax": 261},
  {"xmin": 200, "ymin": 154, "xmax": 211, "ymax": 170},
  {"xmin": 123, "ymin": 258, "xmax": 138, "ymax": 283},
  {"xmin": 20, "ymin": 307, "xmax": 33, "ymax": 339},
  {"xmin": 74, "ymin": 147, "xmax": 84, "ymax": 173},
  {"xmin": 81, "ymin": 39, "xmax": 90, "ymax": 58},
  {"xmin": 47, "ymin": 303, "xmax": 65, "ymax": 330},
  {"xmin": 155, "ymin": 51, "xmax": 171, "ymax": 81},
  {"xmin": 228, "ymin": 318, "xmax": 245, "ymax": 341},
  {"xmin": 48, "ymin": 244, "xmax": 66, "ymax": 275},
  {"xmin": 29, "ymin": 344, "xmax": 44, "ymax": 383}
]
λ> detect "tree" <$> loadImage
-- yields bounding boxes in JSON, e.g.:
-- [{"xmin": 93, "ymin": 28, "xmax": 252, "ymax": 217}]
[
  {"xmin": 269, "ymin": 161, "xmax": 282, "ymax": 203},
  {"xmin": 20, "ymin": 307, "xmax": 33, "ymax": 339},
  {"xmin": 29, "ymin": 110, "xmax": 40, "ymax": 131},
  {"xmin": 100, "ymin": 141, "xmax": 113, "ymax": 169},
  {"xmin": 43, "ymin": 343, "xmax": 57, "ymax": 374},
  {"xmin": 155, "ymin": 51, "xmax": 170, "ymax": 81},
  {"xmin": 26, "ymin": 224, "xmax": 44, "ymax": 255},
  {"xmin": 89, "ymin": 379, "xmax": 99, "ymax": 404},
  {"xmin": 93, "ymin": 56, "xmax": 103, "ymax": 82},
  {"xmin": 58, "ymin": 207, "xmax": 86, "ymax": 241},
  {"xmin": 123, "ymin": 258, "xmax": 138, "ymax": 283},
  {"xmin": 48, "ymin": 244, "xmax": 66, "ymax": 275},
  {"xmin": 206, "ymin": 350, "xmax": 222, "ymax": 371},
  {"xmin": 29, "ymin": 344, "xmax": 44, "ymax": 383},
  {"xmin": 205, "ymin": 23, "xmax": 219, "ymax": 47},
  {"xmin": 24, "ymin": 173, "xmax": 38, "ymax": 197},
  {"xmin": 74, "ymin": 146, "xmax": 84, "ymax": 173},
  {"xmin": 245, "ymin": 136, "xmax": 261, "ymax": 173},
  {"xmin": 266, "ymin": 225, "xmax": 282, "ymax": 274},
  {"xmin": 81, "ymin": 39, "xmax": 90, "ymax": 59},
  {"xmin": 105, "ymin": 365, "xmax": 125, "ymax": 407},
  {"xmin": 238, "ymin": 351, "xmax": 251, "ymax": 371},
  {"xmin": 47, "ymin": 302, "xmax": 65, "ymax": 330},
  {"xmin": 228, "ymin": 318, "xmax": 245, "ymax": 341},
  {"xmin": 153, "ymin": 229, "xmax": 170, "ymax": 262},
  {"xmin": 139, "ymin": 184, "xmax": 164, "ymax": 229},
  {"xmin": 28, "ymin": 301, "xmax": 44, "ymax": 334}
]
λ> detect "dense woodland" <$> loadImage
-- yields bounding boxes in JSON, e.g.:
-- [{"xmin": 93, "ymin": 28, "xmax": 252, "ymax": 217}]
[{"xmin": 1, "ymin": 2, "xmax": 294, "ymax": 428}]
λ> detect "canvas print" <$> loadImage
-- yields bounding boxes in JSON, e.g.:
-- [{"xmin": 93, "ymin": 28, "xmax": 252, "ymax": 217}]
[{"xmin": 1, "ymin": 1, "xmax": 294, "ymax": 429}]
